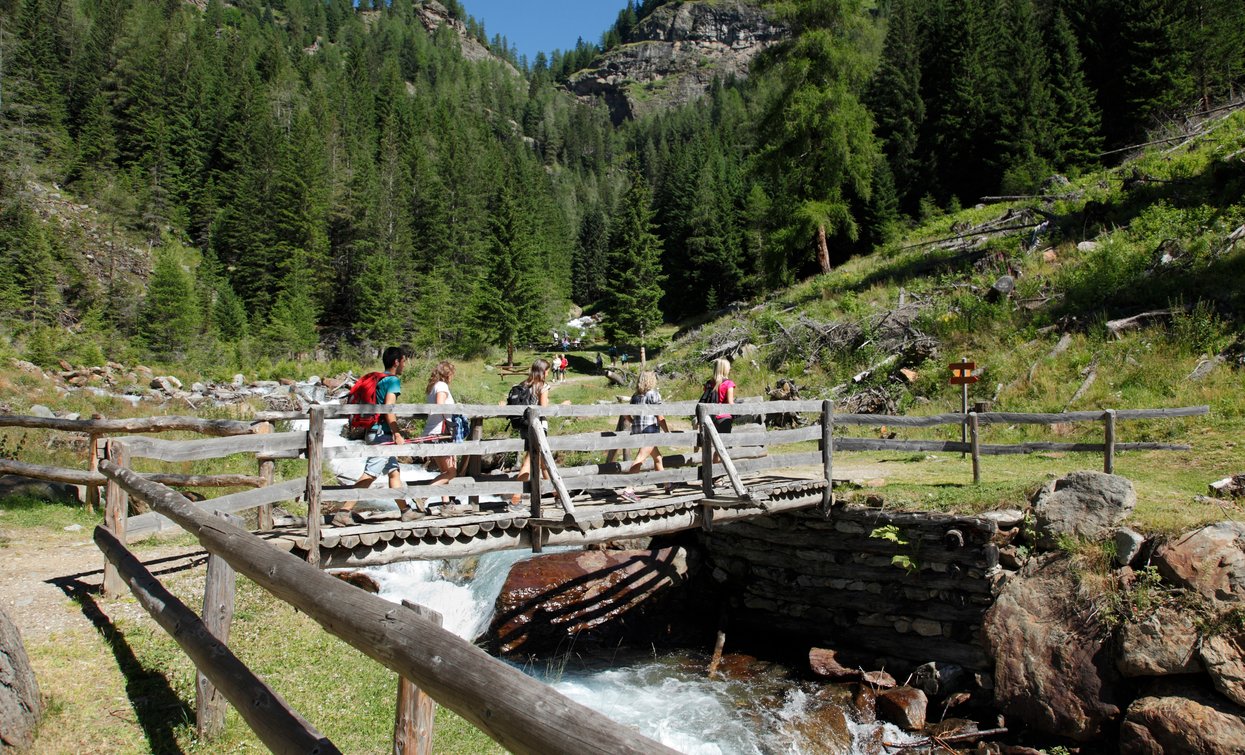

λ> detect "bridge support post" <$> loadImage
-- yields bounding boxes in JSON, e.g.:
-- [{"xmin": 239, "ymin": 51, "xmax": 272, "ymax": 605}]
[
  {"xmin": 86, "ymin": 432, "xmax": 101, "ymax": 514},
  {"xmin": 255, "ymin": 422, "xmax": 274, "ymax": 531},
  {"xmin": 698, "ymin": 405, "xmax": 713, "ymax": 531},
  {"xmin": 821, "ymin": 401, "xmax": 834, "ymax": 513},
  {"xmin": 395, "ymin": 601, "xmax": 442, "ymax": 755},
  {"xmin": 306, "ymin": 407, "xmax": 324, "ymax": 567},
  {"xmin": 525, "ymin": 407, "xmax": 543, "ymax": 553}
]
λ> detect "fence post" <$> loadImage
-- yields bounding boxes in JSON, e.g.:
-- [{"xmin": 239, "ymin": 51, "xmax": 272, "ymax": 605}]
[
  {"xmin": 969, "ymin": 412, "xmax": 981, "ymax": 484},
  {"xmin": 821, "ymin": 400, "xmax": 834, "ymax": 513},
  {"xmin": 306, "ymin": 407, "xmax": 324, "ymax": 568},
  {"xmin": 86, "ymin": 432, "xmax": 101, "ymax": 514},
  {"xmin": 255, "ymin": 422, "xmax": 274, "ymax": 531},
  {"xmin": 466, "ymin": 418, "xmax": 483, "ymax": 511},
  {"xmin": 102, "ymin": 439, "xmax": 129, "ymax": 597},
  {"xmin": 1104, "ymin": 409, "xmax": 1117, "ymax": 474},
  {"xmin": 197, "ymin": 511, "xmax": 240, "ymax": 740},
  {"xmin": 394, "ymin": 601, "xmax": 443, "ymax": 755},
  {"xmin": 525, "ymin": 407, "xmax": 542, "ymax": 553},
  {"xmin": 697, "ymin": 405, "xmax": 714, "ymax": 532}
]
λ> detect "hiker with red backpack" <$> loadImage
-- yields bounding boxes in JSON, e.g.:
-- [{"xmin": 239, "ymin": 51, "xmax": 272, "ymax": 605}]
[{"xmin": 333, "ymin": 346, "xmax": 425, "ymax": 527}]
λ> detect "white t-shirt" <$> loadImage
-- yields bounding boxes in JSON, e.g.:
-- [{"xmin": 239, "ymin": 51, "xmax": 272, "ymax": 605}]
[{"xmin": 424, "ymin": 381, "xmax": 455, "ymax": 436}]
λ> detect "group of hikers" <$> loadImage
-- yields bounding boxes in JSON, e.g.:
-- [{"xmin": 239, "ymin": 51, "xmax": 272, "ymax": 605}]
[{"xmin": 328, "ymin": 346, "xmax": 736, "ymax": 527}]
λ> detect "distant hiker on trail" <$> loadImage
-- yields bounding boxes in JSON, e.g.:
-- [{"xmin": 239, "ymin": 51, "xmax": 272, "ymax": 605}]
[
  {"xmin": 559, "ymin": 353, "xmax": 569, "ymax": 381},
  {"xmin": 506, "ymin": 358, "xmax": 550, "ymax": 511},
  {"xmin": 609, "ymin": 345, "xmax": 618, "ymax": 367},
  {"xmin": 551, "ymin": 355, "xmax": 563, "ymax": 382},
  {"xmin": 423, "ymin": 360, "xmax": 459, "ymax": 494},
  {"xmin": 619, "ymin": 371, "xmax": 672, "ymax": 503},
  {"xmin": 335, "ymin": 346, "xmax": 425, "ymax": 526},
  {"xmin": 595, "ymin": 351, "xmax": 603, "ymax": 373}
]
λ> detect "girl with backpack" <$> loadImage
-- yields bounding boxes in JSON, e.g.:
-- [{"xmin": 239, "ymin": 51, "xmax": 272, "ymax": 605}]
[
  {"xmin": 508, "ymin": 358, "xmax": 550, "ymax": 511},
  {"xmin": 619, "ymin": 371, "xmax": 672, "ymax": 502},
  {"xmin": 423, "ymin": 361, "xmax": 459, "ymax": 496}
]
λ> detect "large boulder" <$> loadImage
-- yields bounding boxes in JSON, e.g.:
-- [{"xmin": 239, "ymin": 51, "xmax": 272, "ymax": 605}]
[
  {"xmin": 1154, "ymin": 521, "xmax": 1245, "ymax": 602},
  {"xmin": 488, "ymin": 547, "xmax": 694, "ymax": 655},
  {"xmin": 0, "ymin": 606, "xmax": 42, "ymax": 751},
  {"xmin": 1201, "ymin": 628, "xmax": 1245, "ymax": 708},
  {"xmin": 983, "ymin": 553, "xmax": 1121, "ymax": 741},
  {"xmin": 1117, "ymin": 604, "xmax": 1203, "ymax": 677},
  {"xmin": 1120, "ymin": 679, "xmax": 1245, "ymax": 754},
  {"xmin": 1032, "ymin": 471, "xmax": 1136, "ymax": 549}
]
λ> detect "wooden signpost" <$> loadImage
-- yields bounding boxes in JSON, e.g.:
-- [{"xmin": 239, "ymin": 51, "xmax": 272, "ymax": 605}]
[{"xmin": 949, "ymin": 359, "xmax": 978, "ymax": 454}]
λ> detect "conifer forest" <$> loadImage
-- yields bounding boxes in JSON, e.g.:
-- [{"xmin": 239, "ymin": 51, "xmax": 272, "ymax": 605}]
[{"xmin": 1, "ymin": 0, "xmax": 1242, "ymax": 368}]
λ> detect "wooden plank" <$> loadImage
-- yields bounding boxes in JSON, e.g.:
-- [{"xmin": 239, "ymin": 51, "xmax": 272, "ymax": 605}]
[
  {"xmin": 0, "ymin": 458, "xmax": 102, "ymax": 485},
  {"xmin": 197, "ymin": 511, "xmax": 239, "ymax": 740},
  {"xmin": 306, "ymin": 408, "xmax": 324, "ymax": 568},
  {"xmin": 102, "ymin": 440, "xmax": 128, "ymax": 598},
  {"xmin": 0, "ymin": 414, "xmax": 257, "ymax": 436},
  {"xmin": 699, "ymin": 406, "xmax": 714, "ymax": 532},
  {"xmin": 86, "ymin": 433, "xmax": 101, "ymax": 513},
  {"xmin": 93, "ymin": 526, "xmax": 338, "ymax": 754},
  {"xmin": 821, "ymin": 401, "xmax": 833, "ymax": 510},
  {"xmin": 702, "ymin": 415, "xmax": 746, "ymax": 498},
  {"xmin": 145, "ymin": 473, "xmax": 265, "ymax": 488},
  {"xmin": 126, "ymin": 478, "xmax": 306, "ymax": 543},
  {"xmin": 119, "ymin": 432, "xmax": 307, "ymax": 462},
  {"xmin": 396, "ymin": 602, "xmax": 442, "ymax": 755},
  {"xmin": 322, "ymin": 437, "xmax": 524, "ymax": 460},
  {"xmin": 530, "ymin": 416, "xmax": 578, "ymax": 522},
  {"xmin": 256, "ymin": 423, "xmax": 275, "ymax": 532},
  {"xmin": 320, "ymin": 480, "xmax": 522, "ymax": 502}
]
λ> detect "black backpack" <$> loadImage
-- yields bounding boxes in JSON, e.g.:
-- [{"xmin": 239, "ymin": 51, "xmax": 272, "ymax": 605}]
[{"xmin": 506, "ymin": 382, "xmax": 536, "ymax": 432}]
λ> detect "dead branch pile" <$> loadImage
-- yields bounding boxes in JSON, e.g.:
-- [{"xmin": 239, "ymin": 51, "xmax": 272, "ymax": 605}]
[
  {"xmin": 700, "ymin": 325, "xmax": 752, "ymax": 362},
  {"xmin": 902, "ymin": 208, "xmax": 1044, "ymax": 255},
  {"xmin": 774, "ymin": 304, "xmax": 939, "ymax": 372},
  {"xmin": 840, "ymin": 386, "xmax": 899, "ymax": 415}
]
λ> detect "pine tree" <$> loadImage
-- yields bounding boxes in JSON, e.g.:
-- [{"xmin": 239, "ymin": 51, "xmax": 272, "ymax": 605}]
[
  {"xmin": 572, "ymin": 204, "xmax": 609, "ymax": 306},
  {"xmin": 603, "ymin": 169, "xmax": 664, "ymax": 348},
  {"xmin": 137, "ymin": 243, "xmax": 199, "ymax": 355},
  {"xmin": 475, "ymin": 184, "xmax": 541, "ymax": 366},
  {"xmin": 264, "ymin": 266, "xmax": 319, "ymax": 359},
  {"xmin": 996, "ymin": 0, "xmax": 1056, "ymax": 193},
  {"xmin": 867, "ymin": 0, "xmax": 925, "ymax": 212},
  {"xmin": 1046, "ymin": 8, "xmax": 1102, "ymax": 170}
]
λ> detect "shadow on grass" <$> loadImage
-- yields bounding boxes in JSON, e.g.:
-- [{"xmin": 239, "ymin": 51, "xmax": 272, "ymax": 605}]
[{"xmin": 48, "ymin": 551, "xmax": 209, "ymax": 755}]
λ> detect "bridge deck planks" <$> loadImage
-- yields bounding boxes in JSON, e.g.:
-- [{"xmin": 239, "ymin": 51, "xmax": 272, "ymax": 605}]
[{"xmin": 267, "ymin": 471, "xmax": 827, "ymax": 564}]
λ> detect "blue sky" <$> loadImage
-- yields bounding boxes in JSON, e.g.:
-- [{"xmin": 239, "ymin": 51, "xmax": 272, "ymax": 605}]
[{"xmin": 461, "ymin": 1, "xmax": 626, "ymax": 63}]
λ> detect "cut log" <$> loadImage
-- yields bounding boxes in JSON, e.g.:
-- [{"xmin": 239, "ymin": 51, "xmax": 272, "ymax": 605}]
[{"xmin": 1105, "ymin": 308, "xmax": 1181, "ymax": 338}]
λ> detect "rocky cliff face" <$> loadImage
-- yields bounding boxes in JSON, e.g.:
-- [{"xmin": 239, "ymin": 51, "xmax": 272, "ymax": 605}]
[
  {"xmin": 566, "ymin": 0, "xmax": 786, "ymax": 124},
  {"xmin": 411, "ymin": 1, "xmax": 520, "ymax": 75}
]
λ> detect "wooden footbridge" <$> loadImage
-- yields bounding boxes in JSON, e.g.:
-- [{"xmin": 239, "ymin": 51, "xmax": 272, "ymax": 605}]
[{"xmin": 95, "ymin": 399, "xmax": 1206, "ymax": 569}]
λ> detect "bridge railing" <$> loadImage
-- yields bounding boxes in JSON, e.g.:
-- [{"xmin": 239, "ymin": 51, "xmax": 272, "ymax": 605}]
[{"xmin": 0, "ymin": 414, "xmax": 267, "ymax": 511}]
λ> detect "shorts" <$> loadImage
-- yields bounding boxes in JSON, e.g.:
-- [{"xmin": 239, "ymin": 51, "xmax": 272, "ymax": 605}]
[
  {"xmin": 632, "ymin": 423, "xmax": 660, "ymax": 435},
  {"xmin": 363, "ymin": 431, "xmax": 400, "ymax": 478},
  {"xmin": 712, "ymin": 416, "xmax": 733, "ymax": 434}
]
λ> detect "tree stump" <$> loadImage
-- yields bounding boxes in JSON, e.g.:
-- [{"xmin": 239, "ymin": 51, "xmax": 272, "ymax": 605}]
[{"xmin": 0, "ymin": 605, "xmax": 42, "ymax": 750}]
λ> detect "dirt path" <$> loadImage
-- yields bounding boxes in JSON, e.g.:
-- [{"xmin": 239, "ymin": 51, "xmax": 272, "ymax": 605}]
[{"xmin": 0, "ymin": 521, "xmax": 206, "ymax": 752}]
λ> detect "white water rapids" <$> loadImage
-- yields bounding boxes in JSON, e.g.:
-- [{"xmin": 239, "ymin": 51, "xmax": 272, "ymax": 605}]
[{"xmin": 360, "ymin": 552, "xmax": 916, "ymax": 754}]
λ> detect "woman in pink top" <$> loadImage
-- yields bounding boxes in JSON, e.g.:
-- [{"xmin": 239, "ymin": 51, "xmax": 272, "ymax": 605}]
[{"xmin": 709, "ymin": 358, "xmax": 735, "ymax": 433}]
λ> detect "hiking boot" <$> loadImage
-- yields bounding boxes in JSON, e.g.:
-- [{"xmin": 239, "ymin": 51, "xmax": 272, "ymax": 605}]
[
  {"xmin": 330, "ymin": 510, "xmax": 356, "ymax": 527},
  {"xmin": 399, "ymin": 507, "xmax": 426, "ymax": 522}
]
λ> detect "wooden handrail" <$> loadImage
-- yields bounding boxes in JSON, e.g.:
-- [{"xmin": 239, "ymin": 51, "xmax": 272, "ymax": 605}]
[
  {"xmin": 98, "ymin": 459, "xmax": 676, "ymax": 755},
  {"xmin": 0, "ymin": 414, "xmax": 257, "ymax": 435},
  {"xmin": 94, "ymin": 526, "xmax": 339, "ymax": 753}
]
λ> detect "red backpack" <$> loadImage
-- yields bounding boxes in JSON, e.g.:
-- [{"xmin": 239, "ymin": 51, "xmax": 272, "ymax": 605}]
[{"xmin": 347, "ymin": 371, "xmax": 387, "ymax": 433}]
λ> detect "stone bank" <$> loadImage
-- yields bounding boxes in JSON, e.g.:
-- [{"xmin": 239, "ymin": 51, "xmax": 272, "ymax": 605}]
[{"xmin": 700, "ymin": 504, "xmax": 1022, "ymax": 672}]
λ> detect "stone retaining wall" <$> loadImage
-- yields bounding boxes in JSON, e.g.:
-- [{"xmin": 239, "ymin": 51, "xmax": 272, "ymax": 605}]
[{"xmin": 700, "ymin": 505, "xmax": 1022, "ymax": 671}]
